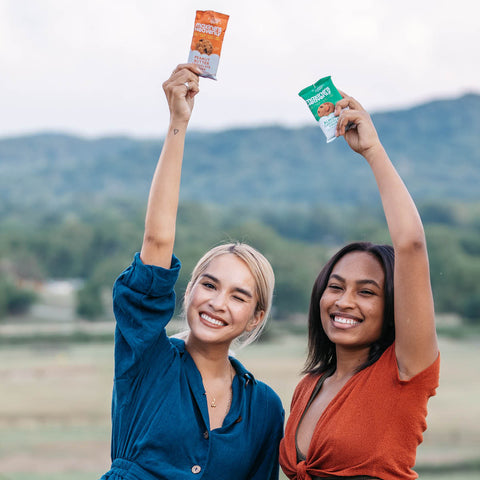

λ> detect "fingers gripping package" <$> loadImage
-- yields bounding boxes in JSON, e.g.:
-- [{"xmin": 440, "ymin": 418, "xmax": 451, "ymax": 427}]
[
  {"xmin": 188, "ymin": 10, "xmax": 229, "ymax": 80},
  {"xmin": 299, "ymin": 76, "xmax": 343, "ymax": 143}
]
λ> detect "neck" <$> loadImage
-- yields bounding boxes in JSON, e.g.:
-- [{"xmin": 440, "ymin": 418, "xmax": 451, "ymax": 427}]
[
  {"xmin": 333, "ymin": 345, "xmax": 370, "ymax": 379},
  {"xmin": 185, "ymin": 334, "xmax": 232, "ymax": 379}
]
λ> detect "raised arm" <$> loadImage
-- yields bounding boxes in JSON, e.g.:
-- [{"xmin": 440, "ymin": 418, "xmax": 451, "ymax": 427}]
[
  {"xmin": 335, "ymin": 94, "xmax": 438, "ymax": 379},
  {"xmin": 140, "ymin": 64, "xmax": 201, "ymax": 268}
]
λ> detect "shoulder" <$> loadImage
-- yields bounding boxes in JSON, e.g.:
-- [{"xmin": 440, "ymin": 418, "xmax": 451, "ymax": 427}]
[
  {"xmin": 231, "ymin": 357, "xmax": 284, "ymax": 415},
  {"xmin": 369, "ymin": 343, "xmax": 440, "ymax": 392},
  {"xmin": 293, "ymin": 373, "xmax": 318, "ymax": 397},
  {"xmin": 252, "ymin": 379, "xmax": 285, "ymax": 436},
  {"xmin": 257, "ymin": 379, "xmax": 284, "ymax": 411},
  {"xmin": 169, "ymin": 336, "xmax": 187, "ymax": 353}
]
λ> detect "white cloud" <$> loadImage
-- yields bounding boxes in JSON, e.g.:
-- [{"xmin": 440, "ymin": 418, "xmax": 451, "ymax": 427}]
[{"xmin": 0, "ymin": 0, "xmax": 478, "ymax": 137}]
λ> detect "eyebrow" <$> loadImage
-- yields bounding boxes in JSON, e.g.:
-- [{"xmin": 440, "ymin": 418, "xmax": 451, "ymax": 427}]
[
  {"xmin": 200, "ymin": 273, "xmax": 254, "ymax": 298},
  {"xmin": 329, "ymin": 273, "xmax": 382, "ymax": 289}
]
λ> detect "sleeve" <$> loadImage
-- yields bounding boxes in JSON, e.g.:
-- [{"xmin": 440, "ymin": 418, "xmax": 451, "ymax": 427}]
[
  {"xmin": 386, "ymin": 342, "xmax": 441, "ymax": 395},
  {"xmin": 289, "ymin": 373, "xmax": 313, "ymax": 410},
  {"xmin": 248, "ymin": 386, "xmax": 285, "ymax": 480},
  {"xmin": 112, "ymin": 252, "xmax": 181, "ymax": 380}
]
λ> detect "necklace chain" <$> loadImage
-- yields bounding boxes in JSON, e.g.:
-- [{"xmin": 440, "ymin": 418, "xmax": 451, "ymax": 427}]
[{"xmin": 205, "ymin": 365, "xmax": 235, "ymax": 414}]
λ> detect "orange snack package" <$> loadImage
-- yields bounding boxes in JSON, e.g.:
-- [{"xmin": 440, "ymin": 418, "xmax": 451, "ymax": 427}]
[{"xmin": 187, "ymin": 10, "xmax": 229, "ymax": 80}]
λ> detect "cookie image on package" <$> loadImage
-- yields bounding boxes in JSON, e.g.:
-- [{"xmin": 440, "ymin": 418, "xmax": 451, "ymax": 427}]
[
  {"xmin": 317, "ymin": 102, "xmax": 335, "ymax": 118},
  {"xmin": 195, "ymin": 38, "xmax": 213, "ymax": 55}
]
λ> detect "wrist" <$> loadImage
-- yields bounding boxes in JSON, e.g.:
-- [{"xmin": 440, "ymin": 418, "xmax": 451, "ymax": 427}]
[
  {"xmin": 362, "ymin": 142, "xmax": 386, "ymax": 164},
  {"xmin": 167, "ymin": 118, "xmax": 189, "ymax": 135}
]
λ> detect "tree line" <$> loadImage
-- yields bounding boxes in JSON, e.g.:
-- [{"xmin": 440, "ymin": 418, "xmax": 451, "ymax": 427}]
[{"xmin": 1, "ymin": 200, "xmax": 480, "ymax": 324}]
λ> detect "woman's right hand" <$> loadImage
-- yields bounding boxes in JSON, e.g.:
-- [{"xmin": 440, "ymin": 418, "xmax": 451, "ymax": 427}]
[{"xmin": 162, "ymin": 63, "xmax": 202, "ymax": 124}]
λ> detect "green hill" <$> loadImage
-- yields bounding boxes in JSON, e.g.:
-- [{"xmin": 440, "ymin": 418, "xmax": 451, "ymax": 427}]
[{"xmin": 1, "ymin": 93, "xmax": 479, "ymax": 216}]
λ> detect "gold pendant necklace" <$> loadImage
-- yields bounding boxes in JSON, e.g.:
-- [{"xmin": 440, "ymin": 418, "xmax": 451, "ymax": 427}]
[{"xmin": 206, "ymin": 365, "xmax": 234, "ymax": 409}]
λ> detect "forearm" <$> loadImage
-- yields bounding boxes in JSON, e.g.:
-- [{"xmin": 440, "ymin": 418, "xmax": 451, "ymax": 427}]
[
  {"xmin": 336, "ymin": 94, "xmax": 426, "ymax": 250},
  {"xmin": 365, "ymin": 144, "xmax": 426, "ymax": 252},
  {"xmin": 140, "ymin": 63, "xmax": 200, "ymax": 268},
  {"xmin": 141, "ymin": 121, "xmax": 188, "ymax": 268}
]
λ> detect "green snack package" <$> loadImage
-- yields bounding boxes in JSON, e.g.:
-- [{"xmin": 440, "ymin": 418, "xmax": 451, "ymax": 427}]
[{"xmin": 298, "ymin": 76, "xmax": 343, "ymax": 143}]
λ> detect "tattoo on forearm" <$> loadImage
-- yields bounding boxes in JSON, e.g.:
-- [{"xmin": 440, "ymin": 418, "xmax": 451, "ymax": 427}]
[{"xmin": 173, "ymin": 129, "xmax": 179, "ymax": 135}]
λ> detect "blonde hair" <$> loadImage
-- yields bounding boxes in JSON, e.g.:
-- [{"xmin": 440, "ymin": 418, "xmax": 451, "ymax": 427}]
[{"xmin": 182, "ymin": 242, "xmax": 275, "ymax": 349}]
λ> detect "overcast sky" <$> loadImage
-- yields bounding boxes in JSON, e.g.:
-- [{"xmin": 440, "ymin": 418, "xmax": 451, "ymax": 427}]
[{"xmin": 1, "ymin": 0, "xmax": 478, "ymax": 138}]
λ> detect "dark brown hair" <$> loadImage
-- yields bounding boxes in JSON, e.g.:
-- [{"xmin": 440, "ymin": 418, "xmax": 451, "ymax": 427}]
[{"xmin": 303, "ymin": 242, "xmax": 395, "ymax": 375}]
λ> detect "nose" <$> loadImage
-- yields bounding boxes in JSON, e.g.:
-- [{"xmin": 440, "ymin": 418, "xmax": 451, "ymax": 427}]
[
  {"xmin": 209, "ymin": 291, "xmax": 227, "ymax": 311},
  {"xmin": 334, "ymin": 289, "xmax": 355, "ymax": 309}
]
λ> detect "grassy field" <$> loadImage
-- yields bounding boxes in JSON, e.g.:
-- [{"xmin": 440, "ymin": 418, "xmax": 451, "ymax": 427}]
[{"xmin": 0, "ymin": 330, "xmax": 479, "ymax": 479}]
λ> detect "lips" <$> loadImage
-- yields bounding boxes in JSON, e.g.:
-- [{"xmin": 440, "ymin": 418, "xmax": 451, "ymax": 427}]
[{"xmin": 200, "ymin": 313, "xmax": 227, "ymax": 328}]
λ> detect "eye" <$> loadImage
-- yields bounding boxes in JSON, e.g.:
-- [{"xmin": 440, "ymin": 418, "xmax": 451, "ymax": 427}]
[
  {"xmin": 327, "ymin": 283, "xmax": 343, "ymax": 291},
  {"xmin": 231, "ymin": 293, "xmax": 247, "ymax": 302},
  {"xmin": 202, "ymin": 282, "xmax": 215, "ymax": 290},
  {"xmin": 359, "ymin": 289, "xmax": 375, "ymax": 296}
]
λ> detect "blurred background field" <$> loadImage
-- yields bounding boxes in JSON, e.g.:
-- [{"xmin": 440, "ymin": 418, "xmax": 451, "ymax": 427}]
[{"xmin": 1, "ymin": 320, "xmax": 479, "ymax": 480}]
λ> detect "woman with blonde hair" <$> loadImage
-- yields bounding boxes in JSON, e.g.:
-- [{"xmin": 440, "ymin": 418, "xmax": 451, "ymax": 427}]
[{"xmin": 100, "ymin": 64, "xmax": 284, "ymax": 480}]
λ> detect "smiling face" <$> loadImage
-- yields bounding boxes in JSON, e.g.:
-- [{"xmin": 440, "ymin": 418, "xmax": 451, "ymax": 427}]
[
  {"xmin": 319, "ymin": 251, "xmax": 385, "ymax": 353},
  {"xmin": 186, "ymin": 254, "xmax": 265, "ymax": 349}
]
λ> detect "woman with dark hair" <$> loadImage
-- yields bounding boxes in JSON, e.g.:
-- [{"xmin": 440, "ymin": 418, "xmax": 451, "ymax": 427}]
[
  {"xmin": 279, "ymin": 93, "xmax": 439, "ymax": 480},
  {"xmin": 306, "ymin": 242, "xmax": 396, "ymax": 376}
]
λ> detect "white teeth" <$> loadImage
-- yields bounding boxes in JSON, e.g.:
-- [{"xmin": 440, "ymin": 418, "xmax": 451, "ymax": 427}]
[
  {"xmin": 334, "ymin": 316, "xmax": 360, "ymax": 326},
  {"xmin": 201, "ymin": 313, "xmax": 225, "ymax": 326}
]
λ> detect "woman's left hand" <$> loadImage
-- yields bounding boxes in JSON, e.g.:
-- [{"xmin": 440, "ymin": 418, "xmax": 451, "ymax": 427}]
[{"xmin": 334, "ymin": 92, "xmax": 382, "ymax": 157}]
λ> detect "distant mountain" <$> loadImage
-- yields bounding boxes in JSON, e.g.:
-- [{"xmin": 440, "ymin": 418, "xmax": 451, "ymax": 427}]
[{"xmin": 1, "ymin": 93, "xmax": 479, "ymax": 215}]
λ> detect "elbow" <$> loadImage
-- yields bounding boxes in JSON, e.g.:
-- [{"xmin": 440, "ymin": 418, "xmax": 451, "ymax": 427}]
[
  {"xmin": 394, "ymin": 232, "xmax": 427, "ymax": 256},
  {"xmin": 142, "ymin": 231, "xmax": 175, "ymax": 252}
]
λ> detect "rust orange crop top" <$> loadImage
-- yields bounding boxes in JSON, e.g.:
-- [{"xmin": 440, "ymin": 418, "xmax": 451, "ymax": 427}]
[{"xmin": 279, "ymin": 344, "xmax": 440, "ymax": 480}]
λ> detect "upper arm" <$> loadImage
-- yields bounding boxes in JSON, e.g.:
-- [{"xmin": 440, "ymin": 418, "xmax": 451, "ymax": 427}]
[
  {"xmin": 394, "ymin": 240, "xmax": 439, "ymax": 380},
  {"xmin": 112, "ymin": 254, "xmax": 180, "ymax": 379}
]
